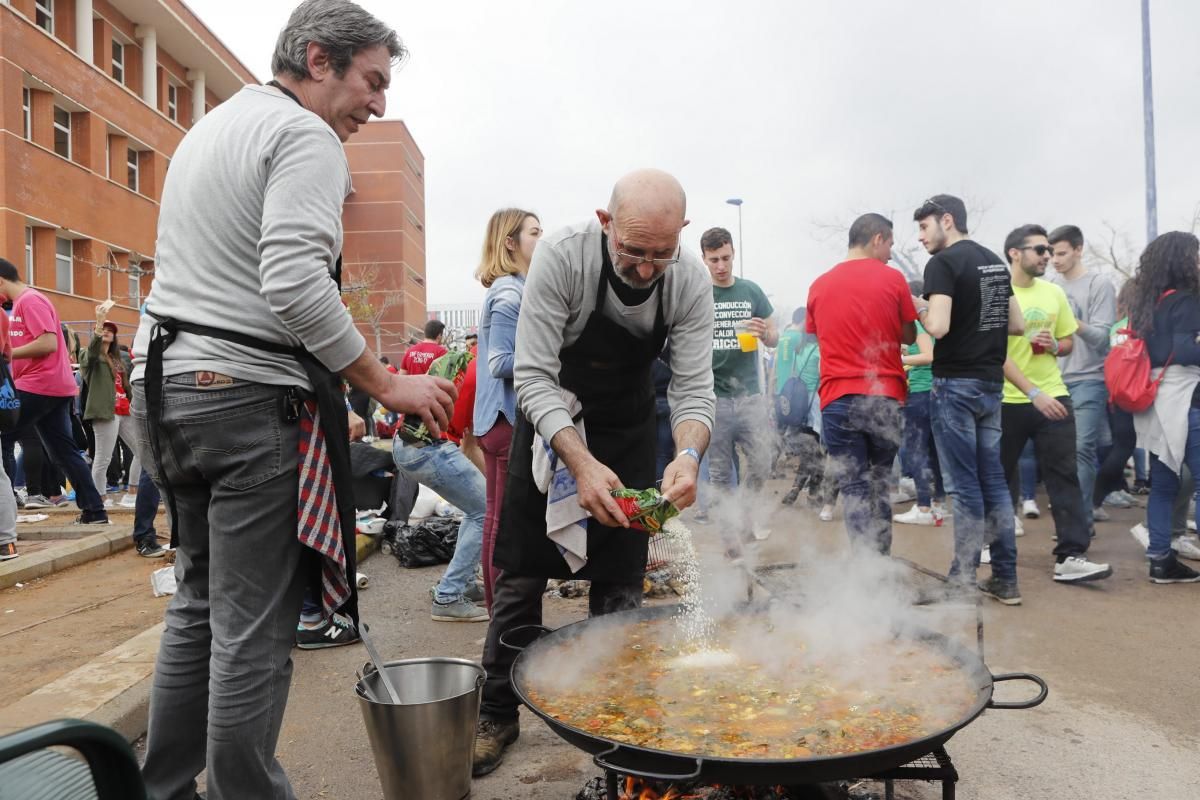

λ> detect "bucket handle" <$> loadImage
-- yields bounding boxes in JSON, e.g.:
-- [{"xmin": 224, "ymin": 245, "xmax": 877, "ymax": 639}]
[
  {"xmin": 987, "ymin": 672, "xmax": 1048, "ymax": 710},
  {"xmin": 593, "ymin": 743, "xmax": 703, "ymax": 782},
  {"xmin": 498, "ymin": 624, "xmax": 553, "ymax": 653}
]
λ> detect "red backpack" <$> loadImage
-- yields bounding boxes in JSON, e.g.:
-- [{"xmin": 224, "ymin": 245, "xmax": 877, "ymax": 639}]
[{"xmin": 1104, "ymin": 290, "xmax": 1174, "ymax": 413}]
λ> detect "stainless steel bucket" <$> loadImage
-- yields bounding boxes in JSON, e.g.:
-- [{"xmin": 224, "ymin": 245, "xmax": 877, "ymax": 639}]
[{"xmin": 356, "ymin": 658, "xmax": 485, "ymax": 800}]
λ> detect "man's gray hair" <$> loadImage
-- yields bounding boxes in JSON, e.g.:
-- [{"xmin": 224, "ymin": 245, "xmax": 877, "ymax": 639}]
[{"xmin": 271, "ymin": 0, "xmax": 407, "ymax": 80}]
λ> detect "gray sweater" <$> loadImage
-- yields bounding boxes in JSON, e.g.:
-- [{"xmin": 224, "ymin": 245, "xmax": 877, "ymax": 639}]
[
  {"xmin": 132, "ymin": 85, "xmax": 365, "ymax": 389},
  {"xmin": 1050, "ymin": 270, "xmax": 1117, "ymax": 383},
  {"xmin": 514, "ymin": 218, "xmax": 715, "ymax": 443}
]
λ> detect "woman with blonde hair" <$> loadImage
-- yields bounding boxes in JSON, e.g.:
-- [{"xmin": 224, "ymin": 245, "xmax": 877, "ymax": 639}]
[{"xmin": 473, "ymin": 208, "xmax": 541, "ymax": 610}]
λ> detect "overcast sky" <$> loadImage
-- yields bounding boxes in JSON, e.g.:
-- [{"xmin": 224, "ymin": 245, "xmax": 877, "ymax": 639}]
[{"xmin": 188, "ymin": 0, "xmax": 1200, "ymax": 315}]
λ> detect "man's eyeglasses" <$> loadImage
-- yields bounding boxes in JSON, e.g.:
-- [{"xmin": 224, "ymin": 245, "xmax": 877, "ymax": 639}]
[
  {"xmin": 611, "ymin": 227, "xmax": 680, "ymax": 267},
  {"xmin": 1019, "ymin": 245, "xmax": 1053, "ymax": 256}
]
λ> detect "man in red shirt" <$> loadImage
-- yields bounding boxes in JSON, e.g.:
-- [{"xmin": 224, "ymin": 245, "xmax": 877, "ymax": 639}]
[
  {"xmin": 806, "ymin": 214, "xmax": 917, "ymax": 554},
  {"xmin": 400, "ymin": 320, "xmax": 448, "ymax": 375}
]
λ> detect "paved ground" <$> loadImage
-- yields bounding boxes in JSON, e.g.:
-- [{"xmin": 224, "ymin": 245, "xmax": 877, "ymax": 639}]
[{"xmin": 273, "ymin": 481, "xmax": 1200, "ymax": 800}]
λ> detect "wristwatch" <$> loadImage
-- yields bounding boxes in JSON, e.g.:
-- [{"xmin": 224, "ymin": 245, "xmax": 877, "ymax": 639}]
[{"xmin": 676, "ymin": 447, "xmax": 701, "ymax": 463}]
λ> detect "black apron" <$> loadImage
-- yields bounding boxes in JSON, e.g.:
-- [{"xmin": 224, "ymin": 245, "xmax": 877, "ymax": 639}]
[{"xmin": 492, "ymin": 246, "xmax": 668, "ymax": 582}]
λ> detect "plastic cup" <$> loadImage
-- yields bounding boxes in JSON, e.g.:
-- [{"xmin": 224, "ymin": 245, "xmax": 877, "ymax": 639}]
[{"xmin": 734, "ymin": 322, "xmax": 758, "ymax": 352}]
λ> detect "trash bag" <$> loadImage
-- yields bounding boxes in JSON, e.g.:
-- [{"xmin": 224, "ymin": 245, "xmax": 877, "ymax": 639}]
[{"xmin": 382, "ymin": 516, "xmax": 460, "ymax": 568}]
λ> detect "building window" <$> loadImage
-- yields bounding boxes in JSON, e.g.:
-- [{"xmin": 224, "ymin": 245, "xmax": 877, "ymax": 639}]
[
  {"xmin": 52, "ymin": 106, "xmax": 71, "ymax": 159},
  {"xmin": 35, "ymin": 0, "xmax": 53, "ymax": 35},
  {"xmin": 112, "ymin": 42, "xmax": 124, "ymax": 85},
  {"xmin": 127, "ymin": 148, "xmax": 139, "ymax": 192},
  {"xmin": 24, "ymin": 227, "xmax": 34, "ymax": 285},
  {"xmin": 55, "ymin": 237, "xmax": 72, "ymax": 294},
  {"xmin": 22, "ymin": 89, "xmax": 30, "ymax": 140},
  {"xmin": 167, "ymin": 84, "xmax": 178, "ymax": 122}
]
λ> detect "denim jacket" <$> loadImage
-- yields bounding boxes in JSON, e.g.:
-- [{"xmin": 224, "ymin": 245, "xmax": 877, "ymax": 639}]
[{"xmin": 473, "ymin": 274, "xmax": 524, "ymax": 436}]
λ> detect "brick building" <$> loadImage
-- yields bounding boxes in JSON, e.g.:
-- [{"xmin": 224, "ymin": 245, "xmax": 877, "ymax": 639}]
[{"xmin": 0, "ymin": 0, "xmax": 255, "ymax": 335}]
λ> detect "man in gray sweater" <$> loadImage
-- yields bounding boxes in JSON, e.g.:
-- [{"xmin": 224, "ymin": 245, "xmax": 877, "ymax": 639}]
[
  {"xmin": 474, "ymin": 169, "xmax": 715, "ymax": 777},
  {"xmin": 131, "ymin": 3, "xmax": 455, "ymax": 799},
  {"xmin": 1048, "ymin": 225, "xmax": 1117, "ymax": 535}
]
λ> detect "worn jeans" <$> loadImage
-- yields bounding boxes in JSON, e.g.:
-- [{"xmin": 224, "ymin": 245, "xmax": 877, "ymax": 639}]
[
  {"xmin": 930, "ymin": 378, "xmax": 1018, "ymax": 583},
  {"xmin": 480, "ymin": 571, "xmax": 642, "ymax": 722},
  {"xmin": 821, "ymin": 395, "xmax": 902, "ymax": 554},
  {"xmin": 1095, "ymin": 407, "xmax": 1136, "ymax": 505},
  {"xmin": 392, "ymin": 438, "xmax": 486, "ymax": 604},
  {"xmin": 131, "ymin": 467, "xmax": 161, "ymax": 546},
  {"xmin": 135, "ymin": 380, "xmax": 307, "ymax": 800},
  {"xmin": 900, "ymin": 391, "xmax": 944, "ymax": 508},
  {"xmin": 1000, "ymin": 398, "xmax": 1092, "ymax": 560},
  {"xmin": 707, "ymin": 394, "xmax": 775, "ymax": 545},
  {"xmin": 0, "ymin": 457, "xmax": 15, "ymax": 547},
  {"xmin": 1066, "ymin": 379, "xmax": 1111, "ymax": 533},
  {"xmin": 478, "ymin": 419, "xmax": 513, "ymax": 612},
  {"xmin": 1, "ymin": 392, "xmax": 103, "ymax": 515},
  {"xmin": 1147, "ymin": 407, "xmax": 1200, "ymax": 558},
  {"xmin": 91, "ymin": 414, "xmax": 141, "ymax": 499}
]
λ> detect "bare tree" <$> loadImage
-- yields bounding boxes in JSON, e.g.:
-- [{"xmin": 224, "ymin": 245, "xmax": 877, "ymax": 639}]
[
  {"xmin": 1085, "ymin": 221, "xmax": 1137, "ymax": 279},
  {"xmin": 343, "ymin": 262, "xmax": 403, "ymax": 355}
]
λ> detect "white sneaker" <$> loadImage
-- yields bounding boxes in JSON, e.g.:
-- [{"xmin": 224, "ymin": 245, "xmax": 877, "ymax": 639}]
[
  {"xmin": 893, "ymin": 504, "xmax": 937, "ymax": 526},
  {"xmin": 889, "ymin": 484, "xmax": 916, "ymax": 505},
  {"xmin": 1189, "ymin": 519, "xmax": 1197, "ymax": 532},
  {"xmin": 980, "ymin": 545, "xmax": 991, "ymax": 565},
  {"xmin": 1130, "ymin": 523, "xmax": 1150, "ymax": 549},
  {"xmin": 1093, "ymin": 505, "xmax": 1110, "ymax": 522},
  {"xmin": 1021, "ymin": 499, "xmax": 1040, "ymax": 519},
  {"xmin": 102, "ymin": 498, "xmax": 114, "ymax": 509},
  {"xmin": 1175, "ymin": 535, "xmax": 1200, "ymax": 562},
  {"xmin": 819, "ymin": 505, "xmax": 834, "ymax": 522},
  {"xmin": 1103, "ymin": 491, "xmax": 1132, "ymax": 509},
  {"xmin": 1053, "ymin": 556, "xmax": 1113, "ymax": 582},
  {"xmin": 119, "ymin": 494, "xmax": 138, "ymax": 509},
  {"xmin": 1014, "ymin": 515, "xmax": 1024, "ymax": 537}
]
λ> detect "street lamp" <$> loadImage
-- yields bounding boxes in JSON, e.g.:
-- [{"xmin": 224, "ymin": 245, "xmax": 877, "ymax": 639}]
[{"xmin": 726, "ymin": 198, "xmax": 744, "ymax": 278}]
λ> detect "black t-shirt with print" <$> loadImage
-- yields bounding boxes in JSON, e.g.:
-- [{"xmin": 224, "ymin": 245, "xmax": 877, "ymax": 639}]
[{"xmin": 922, "ymin": 240, "xmax": 1013, "ymax": 382}]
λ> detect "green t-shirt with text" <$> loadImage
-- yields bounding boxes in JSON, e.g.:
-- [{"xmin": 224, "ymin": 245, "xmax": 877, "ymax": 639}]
[
  {"xmin": 774, "ymin": 329, "xmax": 820, "ymax": 394},
  {"xmin": 711, "ymin": 278, "xmax": 774, "ymax": 397}
]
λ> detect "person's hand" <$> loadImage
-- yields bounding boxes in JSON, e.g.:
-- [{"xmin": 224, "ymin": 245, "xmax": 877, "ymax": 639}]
[
  {"xmin": 744, "ymin": 317, "xmax": 768, "ymax": 338},
  {"xmin": 1031, "ymin": 330, "xmax": 1057, "ymax": 354},
  {"xmin": 347, "ymin": 410, "xmax": 365, "ymax": 441},
  {"xmin": 95, "ymin": 301, "xmax": 112, "ymax": 325},
  {"xmin": 1032, "ymin": 392, "xmax": 1068, "ymax": 421},
  {"xmin": 376, "ymin": 374, "xmax": 457, "ymax": 439},
  {"xmin": 571, "ymin": 456, "xmax": 629, "ymax": 528},
  {"xmin": 660, "ymin": 455, "xmax": 699, "ymax": 511}
]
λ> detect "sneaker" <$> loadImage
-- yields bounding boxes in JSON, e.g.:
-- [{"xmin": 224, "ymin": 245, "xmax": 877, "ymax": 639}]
[
  {"xmin": 296, "ymin": 614, "xmax": 361, "ymax": 649},
  {"xmin": 978, "ymin": 576, "xmax": 1021, "ymax": 605},
  {"xmin": 1189, "ymin": 519, "xmax": 1197, "ymax": 532},
  {"xmin": 473, "ymin": 718, "xmax": 520, "ymax": 777},
  {"xmin": 1131, "ymin": 479, "xmax": 1151, "ymax": 495},
  {"xmin": 819, "ymin": 505, "xmax": 834, "ymax": 522},
  {"xmin": 781, "ymin": 487, "xmax": 800, "ymax": 506},
  {"xmin": 979, "ymin": 545, "xmax": 991, "ymax": 565},
  {"xmin": 57, "ymin": 493, "xmax": 72, "ymax": 505},
  {"xmin": 1021, "ymin": 499, "xmax": 1040, "ymax": 519},
  {"xmin": 23, "ymin": 494, "xmax": 51, "ymax": 509},
  {"xmin": 1014, "ymin": 515, "xmax": 1024, "ymax": 537},
  {"xmin": 1103, "ymin": 491, "xmax": 1132, "ymax": 509},
  {"xmin": 102, "ymin": 498, "xmax": 114, "ymax": 509},
  {"xmin": 1174, "ymin": 535, "xmax": 1200, "ymax": 562},
  {"xmin": 431, "ymin": 596, "xmax": 490, "ymax": 622},
  {"xmin": 1053, "ymin": 556, "xmax": 1113, "ymax": 583},
  {"xmin": 464, "ymin": 581, "xmax": 485, "ymax": 604},
  {"xmin": 73, "ymin": 513, "xmax": 111, "ymax": 525},
  {"xmin": 893, "ymin": 504, "xmax": 937, "ymax": 526},
  {"xmin": 106, "ymin": 484, "xmax": 121, "ymax": 494},
  {"xmin": 1130, "ymin": 523, "xmax": 1150, "ymax": 549},
  {"xmin": 119, "ymin": 494, "xmax": 138, "ymax": 509},
  {"xmin": 136, "ymin": 539, "xmax": 166, "ymax": 558},
  {"xmin": 1149, "ymin": 552, "xmax": 1200, "ymax": 584},
  {"xmin": 0, "ymin": 542, "xmax": 17, "ymax": 561},
  {"xmin": 1092, "ymin": 505, "xmax": 1110, "ymax": 522},
  {"xmin": 14, "ymin": 492, "xmax": 23, "ymax": 510}
]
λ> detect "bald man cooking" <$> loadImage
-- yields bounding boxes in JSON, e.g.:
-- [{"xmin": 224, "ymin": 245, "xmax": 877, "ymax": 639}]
[{"xmin": 473, "ymin": 169, "xmax": 716, "ymax": 776}]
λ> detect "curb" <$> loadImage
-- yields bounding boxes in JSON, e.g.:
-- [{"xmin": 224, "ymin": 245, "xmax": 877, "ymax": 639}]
[{"xmin": 0, "ymin": 528, "xmax": 135, "ymax": 590}]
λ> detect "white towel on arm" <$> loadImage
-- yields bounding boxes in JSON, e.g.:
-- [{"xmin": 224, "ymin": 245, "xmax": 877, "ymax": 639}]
[
  {"xmin": 1134, "ymin": 364, "xmax": 1200, "ymax": 475},
  {"xmin": 531, "ymin": 389, "xmax": 590, "ymax": 572}
]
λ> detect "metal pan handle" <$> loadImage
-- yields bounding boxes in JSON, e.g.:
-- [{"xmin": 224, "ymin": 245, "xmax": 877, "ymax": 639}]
[
  {"xmin": 498, "ymin": 624, "xmax": 553, "ymax": 653},
  {"xmin": 987, "ymin": 672, "xmax": 1048, "ymax": 710},
  {"xmin": 593, "ymin": 743, "xmax": 703, "ymax": 782}
]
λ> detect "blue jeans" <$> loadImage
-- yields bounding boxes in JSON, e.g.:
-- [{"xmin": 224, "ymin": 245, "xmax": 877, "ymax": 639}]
[
  {"xmin": 1019, "ymin": 441, "xmax": 1038, "ymax": 501},
  {"xmin": 391, "ymin": 438, "xmax": 486, "ymax": 603},
  {"xmin": 930, "ymin": 378, "xmax": 1018, "ymax": 583},
  {"xmin": 901, "ymin": 391, "xmax": 944, "ymax": 508},
  {"xmin": 1067, "ymin": 379, "xmax": 1111, "ymax": 532},
  {"xmin": 821, "ymin": 394, "xmax": 902, "ymax": 554},
  {"xmin": 1147, "ymin": 407, "xmax": 1200, "ymax": 558},
  {"xmin": 654, "ymin": 396, "xmax": 673, "ymax": 486},
  {"xmin": 1, "ymin": 392, "xmax": 104, "ymax": 516},
  {"xmin": 132, "ymin": 467, "xmax": 161, "ymax": 546}
]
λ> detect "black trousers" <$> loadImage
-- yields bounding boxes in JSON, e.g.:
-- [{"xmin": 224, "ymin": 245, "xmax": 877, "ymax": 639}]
[
  {"xmin": 1094, "ymin": 407, "xmax": 1137, "ymax": 506},
  {"xmin": 479, "ymin": 571, "xmax": 642, "ymax": 722},
  {"xmin": 1000, "ymin": 399, "xmax": 1091, "ymax": 560}
]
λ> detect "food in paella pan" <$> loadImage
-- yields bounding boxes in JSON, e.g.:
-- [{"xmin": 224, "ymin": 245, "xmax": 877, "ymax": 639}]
[{"xmin": 521, "ymin": 616, "xmax": 981, "ymax": 760}]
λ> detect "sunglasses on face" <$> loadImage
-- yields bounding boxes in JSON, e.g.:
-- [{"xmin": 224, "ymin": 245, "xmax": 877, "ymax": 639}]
[{"xmin": 1019, "ymin": 245, "xmax": 1053, "ymax": 256}]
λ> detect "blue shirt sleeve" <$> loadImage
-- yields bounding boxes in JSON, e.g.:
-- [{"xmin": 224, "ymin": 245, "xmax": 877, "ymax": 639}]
[{"xmin": 487, "ymin": 289, "xmax": 521, "ymax": 380}]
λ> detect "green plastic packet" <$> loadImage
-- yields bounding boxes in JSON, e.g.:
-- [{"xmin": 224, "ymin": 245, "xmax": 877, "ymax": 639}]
[{"xmin": 610, "ymin": 487, "xmax": 679, "ymax": 533}]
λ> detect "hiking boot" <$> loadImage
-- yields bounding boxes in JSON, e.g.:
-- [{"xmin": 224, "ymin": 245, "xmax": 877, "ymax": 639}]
[
  {"xmin": 894, "ymin": 504, "xmax": 938, "ymax": 526},
  {"xmin": 1148, "ymin": 552, "xmax": 1200, "ymax": 584},
  {"xmin": 1053, "ymin": 556, "xmax": 1113, "ymax": 583},
  {"xmin": 464, "ymin": 581, "xmax": 485, "ymax": 604},
  {"xmin": 431, "ymin": 596, "xmax": 489, "ymax": 622},
  {"xmin": 0, "ymin": 542, "xmax": 17, "ymax": 561},
  {"xmin": 1021, "ymin": 499, "xmax": 1040, "ymax": 519},
  {"xmin": 977, "ymin": 576, "xmax": 1021, "ymax": 606},
  {"xmin": 136, "ymin": 539, "xmax": 166, "ymax": 558},
  {"xmin": 23, "ymin": 494, "xmax": 51, "ymax": 509},
  {"xmin": 473, "ymin": 718, "xmax": 519, "ymax": 777},
  {"xmin": 296, "ymin": 614, "xmax": 360, "ymax": 649}
]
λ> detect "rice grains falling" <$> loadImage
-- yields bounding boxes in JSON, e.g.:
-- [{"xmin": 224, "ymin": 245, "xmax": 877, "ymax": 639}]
[{"xmin": 660, "ymin": 517, "xmax": 718, "ymax": 651}]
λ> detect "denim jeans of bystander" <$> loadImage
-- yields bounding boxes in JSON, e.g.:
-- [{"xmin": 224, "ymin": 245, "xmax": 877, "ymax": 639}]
[{"xmin": 821, "ymin": 394, "xmax": 902, "ymax": 554}]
